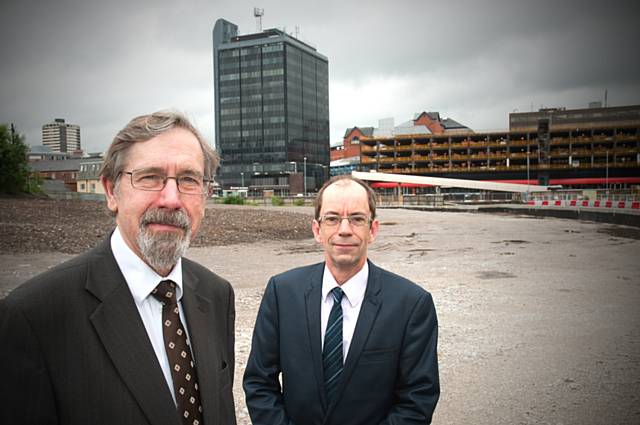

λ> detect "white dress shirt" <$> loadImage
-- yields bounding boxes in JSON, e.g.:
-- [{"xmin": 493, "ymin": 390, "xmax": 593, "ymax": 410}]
[
  {"xmin": 110, "ymin": 227, "xmax": 190, "ymax": 403},
  {"xmin": 320, "ymin": 261, "xmax": 369, "ymax": 362}
]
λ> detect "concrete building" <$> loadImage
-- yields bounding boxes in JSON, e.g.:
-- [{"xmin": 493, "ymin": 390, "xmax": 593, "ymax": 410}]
[
  {"xmin": 42, "ymin": 119, "xmax": 81, "ymax": 153},
  {"xmin": 331, "ymin": 112, "xmax": 469, "ymax": 176},
  {"xmin": 213, "ymin": 19, "xmax": 329, "ymax": 194},
  {"xmin": 358, "ymin": 104, "xmax": 640, "ymax": 189}
]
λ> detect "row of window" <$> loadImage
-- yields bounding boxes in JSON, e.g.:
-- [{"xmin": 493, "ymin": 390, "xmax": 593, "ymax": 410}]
[{"xmin": 221, "ymin": 68, "xmax": 284, "ymax": 80}]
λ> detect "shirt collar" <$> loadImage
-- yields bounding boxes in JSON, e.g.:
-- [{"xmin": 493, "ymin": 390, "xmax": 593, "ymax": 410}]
[
  {"xmin": 110, "ymin": 227, "xmax": 184, "ymax": 306},
  {"xmin": 322, "ymin": 261, "xmax": 369, "ymax": 308}
]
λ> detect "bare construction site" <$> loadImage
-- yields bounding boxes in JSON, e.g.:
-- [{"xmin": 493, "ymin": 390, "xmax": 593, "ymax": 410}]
[{"xmin": 1, "ymin": 201, "xmax": 639, "ymax": 424}]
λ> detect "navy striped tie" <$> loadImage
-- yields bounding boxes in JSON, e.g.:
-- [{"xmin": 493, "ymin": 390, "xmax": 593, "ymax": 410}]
[{"xmin": 323, "ymin": 287, "xmax": 344, "ymax": 405}]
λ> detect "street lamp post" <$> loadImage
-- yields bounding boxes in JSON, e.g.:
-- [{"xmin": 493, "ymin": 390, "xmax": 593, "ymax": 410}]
[
  {"xmin": 240, "ymin": 172, "xmax": 244, "ymax": 187},
  {"xmin": 605, "ymin": 150, "xmax": 609, "ymax": 195},
  {"xmin": 303, "ymin": 156, "xmax": 307, "ymax": 195},
  {"xmin": 526, "ymin": 150, "xmax": 530, "ymax": 200}
]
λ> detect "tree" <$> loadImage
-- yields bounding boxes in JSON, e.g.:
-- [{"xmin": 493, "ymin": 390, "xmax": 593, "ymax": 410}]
[{"xmin": 0, "ymin": 124, "xmax": 32, "ymax": 194}]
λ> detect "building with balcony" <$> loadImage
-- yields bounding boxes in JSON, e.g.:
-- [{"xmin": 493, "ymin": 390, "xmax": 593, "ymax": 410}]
[
  {"xmin": 331, "ymin": 112, "xmax": 470, "ymax": 177},
  {"xmin": 350, "ymin": 105, "xmax": 639, "ymax": 189},
  {"xmin": 213, "ymin": 19, "xmax": 330, "ymax": 194}
]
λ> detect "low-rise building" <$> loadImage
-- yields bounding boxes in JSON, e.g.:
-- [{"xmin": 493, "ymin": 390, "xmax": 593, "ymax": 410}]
[
  {"xmin": 29, "ymin": 159, "xmax": 84, "ymax": 192},
  {"xmin": 28, "ymin": 145, "xmax": 70, "ymax": 162},
  {"xmin": 76, "ymin": 159, "xmax": 104, "ymax": 194}
]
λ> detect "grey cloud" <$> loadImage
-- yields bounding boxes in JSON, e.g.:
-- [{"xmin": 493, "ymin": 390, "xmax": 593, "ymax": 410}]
[{"xmin": 1, "ymin": 0, "xmax": 639, "ymax": 151}]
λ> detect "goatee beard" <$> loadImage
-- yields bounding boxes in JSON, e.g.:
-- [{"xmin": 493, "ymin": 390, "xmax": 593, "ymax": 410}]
[{"xmin": 137, "ymin": 208, "xmax": 192, "ymax": 274}]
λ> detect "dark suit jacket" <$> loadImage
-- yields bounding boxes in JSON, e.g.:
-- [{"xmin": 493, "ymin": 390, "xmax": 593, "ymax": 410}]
[
  {"xmin": 0, "ymin": 236, "xmax": 236, "ymax": 425},
  {"xmin": 243, "ymin": 260, "xmax": 439, "ymax": 425}
]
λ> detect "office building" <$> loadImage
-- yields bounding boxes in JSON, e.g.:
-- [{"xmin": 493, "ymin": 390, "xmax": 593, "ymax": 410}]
[
  {"xmin": 42, "ymin": 119, "xmax": 81, "ymax": 153},
  {"xmin": 213, "ymin": 19, "xmax": 329, "ymax": 194}
]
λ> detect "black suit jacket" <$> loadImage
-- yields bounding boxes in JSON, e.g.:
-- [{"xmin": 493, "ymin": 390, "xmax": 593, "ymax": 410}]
[
  {"xmin": 0, "ymin": 236, "xmax": 236, "ymax": 425},
  {"xmin": 243, "ymin": 261, "xmax": 439, "ymax": 425}
]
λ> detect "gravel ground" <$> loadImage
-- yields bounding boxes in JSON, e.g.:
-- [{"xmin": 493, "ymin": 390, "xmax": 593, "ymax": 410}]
[
  {"xmin": 1, "ymin": 198, "xmax": 639, "ymax": 424},
  {"xmin": 0, "ymin": 198, "xmax": 312, "ymax": 254}
]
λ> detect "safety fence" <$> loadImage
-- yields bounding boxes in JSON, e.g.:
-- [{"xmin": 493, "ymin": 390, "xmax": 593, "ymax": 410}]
[{"xmin": 526, "ymin": 199, "xmax": 640, "ymax": 209}]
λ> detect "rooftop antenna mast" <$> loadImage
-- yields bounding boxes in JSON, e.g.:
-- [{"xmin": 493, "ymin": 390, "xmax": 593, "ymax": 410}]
[{"xmin": 254, "ymin": 8, "xmax": 264, "ymax": 32}]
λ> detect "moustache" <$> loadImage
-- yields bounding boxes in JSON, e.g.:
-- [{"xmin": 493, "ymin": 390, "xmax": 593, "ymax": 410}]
[{"xmin": 139, "ymin": 208, "xmax": 190, "ymax": 230}]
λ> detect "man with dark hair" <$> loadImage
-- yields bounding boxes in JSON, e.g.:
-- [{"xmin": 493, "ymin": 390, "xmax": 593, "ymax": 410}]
[
  {"xmin": 0, "ymin": 111, "xmax": 236, "ymax": 425},
  {"xmin": 243, "ymin": 175, "xmax": 440, "ymax": 424}
]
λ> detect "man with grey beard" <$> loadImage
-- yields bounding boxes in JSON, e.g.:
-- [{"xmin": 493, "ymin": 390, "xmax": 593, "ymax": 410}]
[{"xmin": 0, "ymin": 111, "xmax": 237, "ymax": 425}]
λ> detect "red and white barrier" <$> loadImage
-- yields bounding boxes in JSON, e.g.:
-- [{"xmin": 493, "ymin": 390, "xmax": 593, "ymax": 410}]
[{"xmin": 527, "ymin": 199, "xmax": 640, "ymax": 210}]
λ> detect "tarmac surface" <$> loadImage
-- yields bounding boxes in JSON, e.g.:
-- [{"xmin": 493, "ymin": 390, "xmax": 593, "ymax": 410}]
[{"xmin": 1, "ymin": 204, "xmax": 639, "ymax": 424}]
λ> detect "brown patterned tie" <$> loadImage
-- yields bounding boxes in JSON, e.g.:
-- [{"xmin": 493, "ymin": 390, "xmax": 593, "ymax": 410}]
[{"xmin": 152, "ymin": 280, "xmax": 204, "ymax": 425}]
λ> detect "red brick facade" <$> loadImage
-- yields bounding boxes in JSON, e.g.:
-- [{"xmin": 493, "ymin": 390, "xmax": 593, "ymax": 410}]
[
  {"xmin": 413, "ymin": 112, "xmax": 445, "ymax": 134},
  {"xmin": 331, "ymin": 127, "xmax": 367, "ymax": 161}
]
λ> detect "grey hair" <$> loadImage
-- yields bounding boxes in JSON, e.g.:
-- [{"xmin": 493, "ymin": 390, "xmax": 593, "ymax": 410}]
[{"xmin": 99, "ymin": 111, "xmax": 219, "ymax": 184}]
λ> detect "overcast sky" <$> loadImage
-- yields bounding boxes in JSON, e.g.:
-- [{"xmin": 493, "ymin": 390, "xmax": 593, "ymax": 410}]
[{"xmin": 1, "ymin": 0, "xmax": 639, "ymax": 152}]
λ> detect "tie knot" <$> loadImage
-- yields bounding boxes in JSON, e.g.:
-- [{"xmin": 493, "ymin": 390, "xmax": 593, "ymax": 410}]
[
  {"xmin": 331, "ymin": 287, "xmax": 344, "ymax": 304},
  {"xmin": 151, "ymin": 280, "xmax": 177, "ymax": 305}
]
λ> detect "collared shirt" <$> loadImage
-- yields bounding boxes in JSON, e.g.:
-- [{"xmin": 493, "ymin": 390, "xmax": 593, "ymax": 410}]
[
  {"xmin": 110, "ymin": 227, "xmax": 189, "ymax": 403},
  {"xmin": 320, "ymin": 261, "xmax": 369, "ymax": 362}
]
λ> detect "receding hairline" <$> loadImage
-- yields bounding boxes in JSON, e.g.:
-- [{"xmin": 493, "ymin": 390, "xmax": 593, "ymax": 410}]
[
  {"xmin": 319, "ymin": 179, "xmax": 369, "ymax": 209},
  {"xmin": 325, "ymin": 178, "xmax": 365, "ymax": 192},
  {"xmin": 314, "ymin": 175, "xmax": 377, "ymax": 220}
]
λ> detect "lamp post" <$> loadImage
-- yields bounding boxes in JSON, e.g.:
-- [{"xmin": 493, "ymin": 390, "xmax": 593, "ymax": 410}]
[
  {"xmin": 240, "ymin": 172, "xmax": 244, "ymax": 187},
  {"xmin": 605, "ymin": 150, "xmax": 609, "ymax": 195},
  {"xmin": 303, "ymin": 156, "xmax": 307, "ymax": 195},
  {"xmin": 526, "ymin": 150, "xmax": 530, "ymax": 200}
]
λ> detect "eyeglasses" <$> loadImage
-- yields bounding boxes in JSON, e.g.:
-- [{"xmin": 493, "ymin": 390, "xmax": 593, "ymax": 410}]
[
  {"xmin": 319, "ymin": 214, "xmax": 371, "ymax": 227},
  {"xmin": 121, "ymin": 169, "xmax": 211, "ymax": 195}
]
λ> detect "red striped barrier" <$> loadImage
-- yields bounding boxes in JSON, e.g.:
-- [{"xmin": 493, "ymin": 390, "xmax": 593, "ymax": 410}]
[{"xmin": 529, "ymin": 199, "xmax": 639, "ymax": 209}]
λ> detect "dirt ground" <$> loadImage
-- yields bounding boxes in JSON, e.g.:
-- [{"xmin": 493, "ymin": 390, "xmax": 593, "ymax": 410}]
[{"xmin": 1, "ymin": 201, "xmax": 639, "ymax": 424}]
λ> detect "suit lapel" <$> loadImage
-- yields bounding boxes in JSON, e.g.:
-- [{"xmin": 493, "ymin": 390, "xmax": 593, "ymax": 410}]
[
  {"xmin": 304, "ymin": 264, "xmax": 327, "ymax": 410},
  {"xmin": 180, "ymin": 266, "xmax": 218, "ymax": 425},
  {"xmin": 86, "ymin": 239, "xmax": 178, "ymax": 425},
  {"xmin": 331, "ymin": 261, "xmax": 382, "ymax": 411}
]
